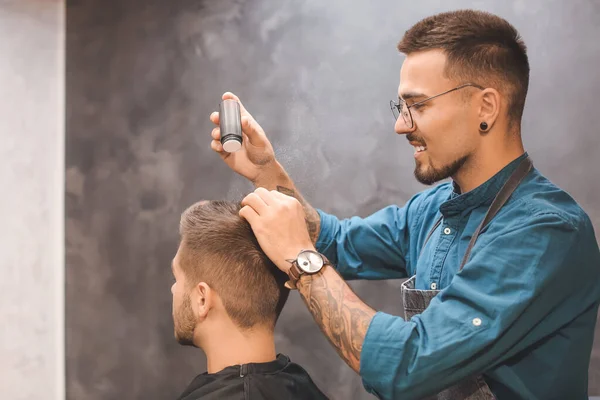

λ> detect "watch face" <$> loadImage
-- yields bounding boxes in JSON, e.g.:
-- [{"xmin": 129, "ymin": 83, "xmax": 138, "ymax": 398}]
[{"xmin": 297, "ymin": 250, "xmax": 324, "ymax": 273}]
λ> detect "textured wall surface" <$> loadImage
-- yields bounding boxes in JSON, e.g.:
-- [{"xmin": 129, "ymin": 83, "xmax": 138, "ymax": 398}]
[
  {"xmin": 66, "ymin": 0, "xmax": 600, "ymax": 399},
  {"xmin": 0, "ymin": 1, "xmax": 65, "ymax": 399}
]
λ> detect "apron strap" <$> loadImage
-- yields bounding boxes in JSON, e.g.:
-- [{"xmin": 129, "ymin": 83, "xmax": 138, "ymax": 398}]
[{"xmin": 419, "ymin": 215, "xmax": 443, "ymax": 259}]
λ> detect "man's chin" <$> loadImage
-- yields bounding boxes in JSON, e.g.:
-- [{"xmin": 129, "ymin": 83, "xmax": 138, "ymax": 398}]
[
  {"xmin": 414, "ymin": 155, "xmax": 467, "ymax": 186},
  {"xmin": 414, "ymin": 164, "xmax": 440, "ymax": 186}
]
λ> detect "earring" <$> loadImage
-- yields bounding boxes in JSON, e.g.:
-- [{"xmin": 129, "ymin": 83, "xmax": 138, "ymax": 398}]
[{"xmin": 480, "ymin": 122, "xmax": 488, "ymax": 131}]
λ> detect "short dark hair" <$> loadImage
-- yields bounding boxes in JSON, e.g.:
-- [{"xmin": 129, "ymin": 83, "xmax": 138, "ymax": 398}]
[
  {"xmin": 178, "ymin": 200, "xmax": 290, "ymax": 330},
  {"xmin": 397, "ymin": 10, "xmax": 530, "ymax": 126}
]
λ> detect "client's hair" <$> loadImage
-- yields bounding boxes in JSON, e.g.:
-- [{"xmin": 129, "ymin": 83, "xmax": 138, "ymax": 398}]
[{"xmin": 179, "ymin": 200, "xmax": 290, "ymax": 330}]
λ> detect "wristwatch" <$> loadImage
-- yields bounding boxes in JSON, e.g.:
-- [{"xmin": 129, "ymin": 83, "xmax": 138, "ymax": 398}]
[{"xmin": 285, "ymin": 249, "xmax": 331, "ymax": 290}]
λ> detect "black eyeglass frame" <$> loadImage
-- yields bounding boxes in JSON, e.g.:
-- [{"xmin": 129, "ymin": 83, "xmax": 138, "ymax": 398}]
[{"xmin": 390, "ymin": 83, "xmax": 485, "ymax": 128}]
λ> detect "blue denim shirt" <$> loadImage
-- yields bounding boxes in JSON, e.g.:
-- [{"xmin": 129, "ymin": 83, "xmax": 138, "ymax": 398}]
[{"xmin": 316, "ymin": 153, "xmax": 600, "ymax": 400}]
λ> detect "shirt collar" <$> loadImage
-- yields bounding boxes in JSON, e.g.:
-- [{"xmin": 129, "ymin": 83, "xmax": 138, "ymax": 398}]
[{"xmin": 439, "ymin": 152, "xmax": 529, "ymax": 217}]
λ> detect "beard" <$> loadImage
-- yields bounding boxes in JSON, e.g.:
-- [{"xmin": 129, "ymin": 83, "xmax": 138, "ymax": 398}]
[
  {"xmin": 414, "ymin": 154, "xmax": 468, "ymax": 186},
  {"xmin": 173, "ymin": 293, "xmax": 197, "ymax": 347}
]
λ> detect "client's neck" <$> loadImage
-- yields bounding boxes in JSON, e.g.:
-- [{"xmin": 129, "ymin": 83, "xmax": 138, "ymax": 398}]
[{"xmin": 200, "ymin": 320, "xmax": 276, "ymax": 374}]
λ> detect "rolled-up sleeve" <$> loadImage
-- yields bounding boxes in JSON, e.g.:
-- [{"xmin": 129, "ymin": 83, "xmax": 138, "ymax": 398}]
[
  {"xmin": 359, "ymin": 210, "xmax": 599, "ymax": 399},
  {"xmin": 315, "ymin": 203, "xmax": 414, "ymax": 280}
]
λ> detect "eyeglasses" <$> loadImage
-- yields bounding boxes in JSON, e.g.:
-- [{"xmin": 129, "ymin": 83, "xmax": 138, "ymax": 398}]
[{"xmin": 390, "ymin": 83, "xmax": 485, "ymax": 128}]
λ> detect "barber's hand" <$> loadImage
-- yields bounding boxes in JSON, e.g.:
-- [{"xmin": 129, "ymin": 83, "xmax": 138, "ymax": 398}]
[
  {"xmin": 210, "ymin": 92, "xmax": 277, "ymax": 183},
  {"xmin": 240, "ymin": 188, "xmax": 315, "ymax": 273}
]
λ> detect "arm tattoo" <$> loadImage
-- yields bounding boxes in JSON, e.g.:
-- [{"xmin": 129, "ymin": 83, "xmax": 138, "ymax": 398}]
[
  {"xmin": 276, "ymin": 185, "xmax": 320, "ymax": 243},
  {"xmin": 297, "ymin": 266, "xmax": 376, "ymax": 373}
]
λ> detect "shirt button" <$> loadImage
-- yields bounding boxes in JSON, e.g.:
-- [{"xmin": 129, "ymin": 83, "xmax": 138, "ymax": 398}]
[
  {"xmin": 430, "ymin": 282, "xmax": 437, "ymax": 290},
  {"xmin": 444, "ymin": 227, "xmax": 452, "ymax": 235},
  {"xmin": 472, "ymin": 318, "xmax": 482, "ymax": 327}
]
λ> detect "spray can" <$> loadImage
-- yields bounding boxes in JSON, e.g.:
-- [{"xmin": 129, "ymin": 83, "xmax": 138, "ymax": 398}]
[{"xmin": 219, "ymin": 99, "xmax": 242, "ymax": 152}]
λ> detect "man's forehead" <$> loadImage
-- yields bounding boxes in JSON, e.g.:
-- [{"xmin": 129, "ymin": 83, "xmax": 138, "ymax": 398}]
[{"xmin": 398, "ymin": 49, "xmax": 449, "ymax": 98}]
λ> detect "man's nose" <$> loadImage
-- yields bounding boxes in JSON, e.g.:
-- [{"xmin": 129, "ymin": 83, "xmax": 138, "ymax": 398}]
[{"xmin": 395, "ymin": 117, "xmax": 416, "ymax": 135}]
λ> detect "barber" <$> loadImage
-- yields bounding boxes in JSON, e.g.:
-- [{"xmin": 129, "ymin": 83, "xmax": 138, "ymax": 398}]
[{"xmin": 209, "ymin": 10, "xmax": 600, "ymax": 400}]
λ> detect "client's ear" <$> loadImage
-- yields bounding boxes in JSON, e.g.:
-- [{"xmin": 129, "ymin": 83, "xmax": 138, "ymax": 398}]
[{"xmin": 194, "ymin": 282, "xmax": 213, "ymax": 320}]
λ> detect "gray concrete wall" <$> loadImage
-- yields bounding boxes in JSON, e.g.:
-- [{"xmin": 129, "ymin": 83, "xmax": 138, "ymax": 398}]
[
  {"xmin": 0, "ymin": 1, "xmax": 65, "ymax": 399},
  {"xmin": 66, "ymin": 0, "xmax": 600, "ymax": 398}
]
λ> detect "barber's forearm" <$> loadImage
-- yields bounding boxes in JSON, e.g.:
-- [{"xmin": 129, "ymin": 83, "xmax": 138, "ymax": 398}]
[
  {"xmin": 296, "ymin": 265, "xmax": 376, "ymax": 372},
  {"xmin": 253, "ymin": 161, "xmax": 321, "ymax": 243}
]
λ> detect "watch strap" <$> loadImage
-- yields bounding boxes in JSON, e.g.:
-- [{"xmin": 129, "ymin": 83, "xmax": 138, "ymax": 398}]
[{"xmin": 284, "ymin": 252, "xmax": 330, "ymax": 290}]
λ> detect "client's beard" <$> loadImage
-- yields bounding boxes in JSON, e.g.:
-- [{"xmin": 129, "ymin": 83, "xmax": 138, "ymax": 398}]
[{"xmin": 174, "ymin": 293, "xmax": 197, "ymax": 347}]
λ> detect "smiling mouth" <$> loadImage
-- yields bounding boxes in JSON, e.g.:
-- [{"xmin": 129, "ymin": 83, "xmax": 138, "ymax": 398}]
[{"xmin": 413, "ymin": 145, "xmax": 427, "ymax": 153}]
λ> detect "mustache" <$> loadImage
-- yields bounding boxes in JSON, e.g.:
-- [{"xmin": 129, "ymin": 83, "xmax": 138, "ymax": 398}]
[{"xmin": 406, "ymin": 133, "xmax": 426, "ymax": 146}]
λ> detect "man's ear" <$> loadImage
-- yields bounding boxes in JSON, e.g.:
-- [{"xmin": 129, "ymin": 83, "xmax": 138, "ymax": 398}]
[
  {"xmin": 477, "ymin": 88, "xmax": 501, "ymax": 132},
  {"xmin": 193, "ymin": 282, "xmax": 213, "ymax": 320}
]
